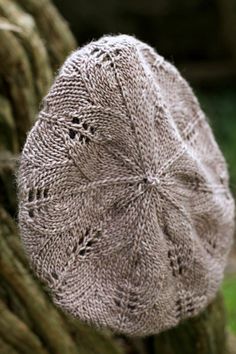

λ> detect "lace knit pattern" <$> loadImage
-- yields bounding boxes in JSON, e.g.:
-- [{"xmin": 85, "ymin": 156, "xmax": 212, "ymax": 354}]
[{"xmin": 17, "ymin": 34, "xmax": 235, "ymax": 337}]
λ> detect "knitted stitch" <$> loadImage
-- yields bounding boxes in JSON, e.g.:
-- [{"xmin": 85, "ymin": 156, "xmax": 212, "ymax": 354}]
[{"xmin": 17, "ymin": 34, "xmax": 235, "ymax": 337}]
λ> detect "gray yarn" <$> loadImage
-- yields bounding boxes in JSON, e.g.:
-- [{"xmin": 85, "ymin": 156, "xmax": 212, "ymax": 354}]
[{"xmin": 17, "ymin": 34, "xmax": 235, "ymax": 337}]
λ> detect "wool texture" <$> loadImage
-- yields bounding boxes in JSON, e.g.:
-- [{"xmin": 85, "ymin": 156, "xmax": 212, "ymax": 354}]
[{"xmin": 17, "ymin": 34, "xmax": 235, "ymax": 337}]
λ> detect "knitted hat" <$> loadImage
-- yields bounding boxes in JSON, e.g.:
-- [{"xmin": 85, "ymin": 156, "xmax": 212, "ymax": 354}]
[{"xmin": 17, "ymin": 34, "xmax": 235, "ymax": 337}]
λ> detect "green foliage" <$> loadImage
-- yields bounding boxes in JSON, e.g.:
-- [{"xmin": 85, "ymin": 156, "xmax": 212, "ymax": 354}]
[
  {"xmin": 197, "ymin": 89, "xmax": 236, "ymax": 196},
  {"xmin": 222, "ymin": 276, "xmax": 236, "ymax": 334}
]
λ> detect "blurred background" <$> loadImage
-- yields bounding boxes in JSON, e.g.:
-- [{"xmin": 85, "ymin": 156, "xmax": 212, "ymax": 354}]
[
  {"xmin": 0, "ymin": 0, "xmax": 235, "ymax": 353},
  {"xmin": 56, "ymin": 0, "xmax": 236, "ymax": 86}
]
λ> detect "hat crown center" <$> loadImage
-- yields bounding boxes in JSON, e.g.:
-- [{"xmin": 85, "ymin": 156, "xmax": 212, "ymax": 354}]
[{"xmin": 145, "ymin": 175, "xmax": 160, "ymax": 186}]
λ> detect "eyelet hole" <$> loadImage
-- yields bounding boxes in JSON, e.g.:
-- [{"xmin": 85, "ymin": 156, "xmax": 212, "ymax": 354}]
[
  {"xmin": 69, "ymin": 129, "xmax": 76, "ymax": 139},
  {"xmin": 72, "ymin": 117, "xmax": 81, "ymax": 124},
  {"xmin": 29, "ymin": 209, "xmax": 34, "ymax": 218},
  {"xmin": 28, "ymin": 189, "xmax": 34, "ymax": 202}
]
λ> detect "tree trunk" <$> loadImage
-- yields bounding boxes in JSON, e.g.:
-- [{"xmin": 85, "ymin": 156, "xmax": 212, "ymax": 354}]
[{"xmin": 0, "ymin": 1, "xmax": 234, "ymax": 353}]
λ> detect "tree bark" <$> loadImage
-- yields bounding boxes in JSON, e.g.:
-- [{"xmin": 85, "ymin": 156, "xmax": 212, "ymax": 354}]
[{"xmin": 0, "ymin": 1, "xmax": 234, "ymax": 353}]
